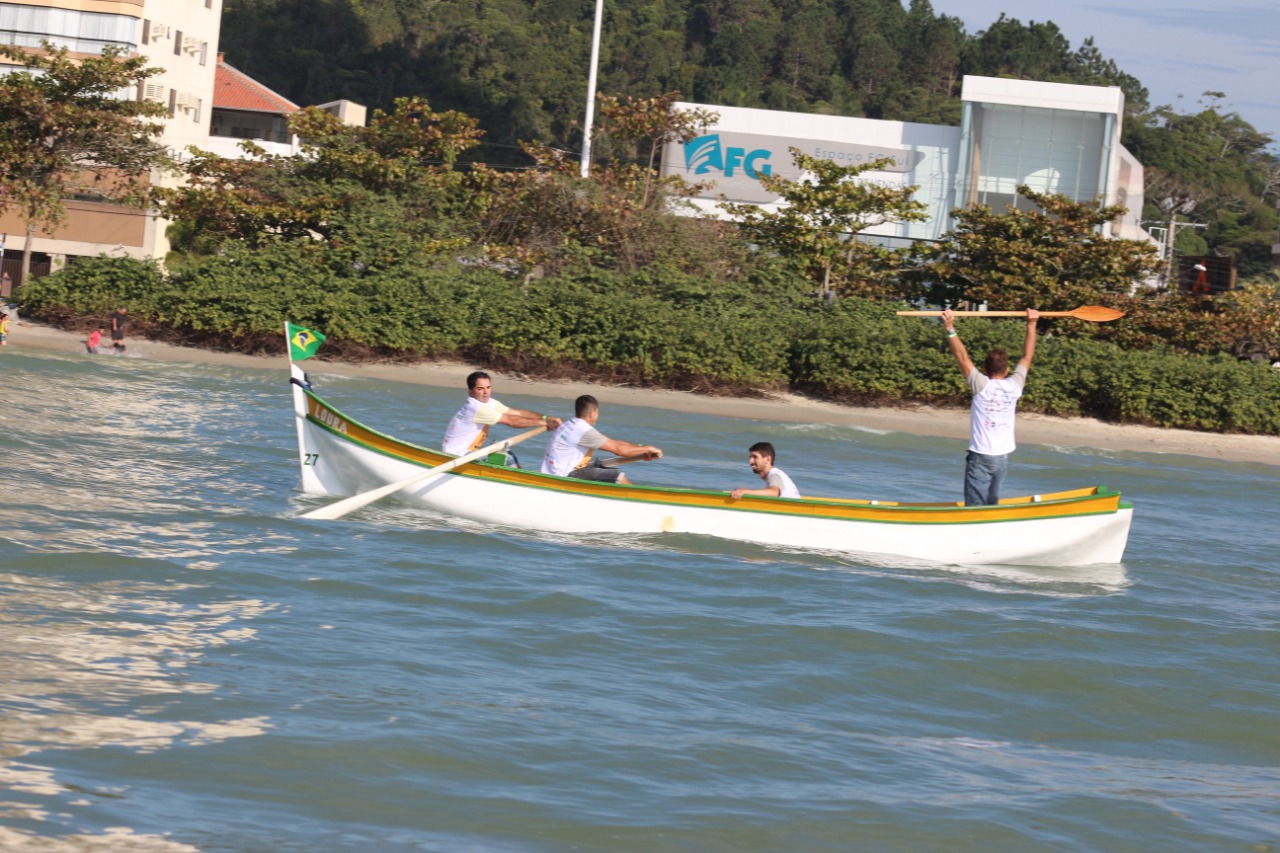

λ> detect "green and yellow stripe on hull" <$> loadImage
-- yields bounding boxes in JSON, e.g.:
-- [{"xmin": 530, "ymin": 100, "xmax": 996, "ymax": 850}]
[{"xmin": 305, "ymin": 391, "xmax": 1125, "ymax": 527}]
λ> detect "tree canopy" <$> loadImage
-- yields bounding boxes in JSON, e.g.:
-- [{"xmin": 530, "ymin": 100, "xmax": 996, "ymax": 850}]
[
  {"xmin": 215, "ymin": 0, "xmax": 1275, "ymax": 272},
  {"xmin": 0, "ymin": 43, "xmax": 172, "ymax": 278}
]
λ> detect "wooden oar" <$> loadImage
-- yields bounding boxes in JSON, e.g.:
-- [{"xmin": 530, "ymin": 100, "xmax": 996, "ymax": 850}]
[
  {"xmin": 599, "ymin": 453, "xmax": 658, "ymax": 468},
  {"xmin": 299, "ymin": 425, "xmax": 548, "ymax": 521},
  {"xmin": 896, "ymin": 305, "xmax": 1125, "ymax": 322}
]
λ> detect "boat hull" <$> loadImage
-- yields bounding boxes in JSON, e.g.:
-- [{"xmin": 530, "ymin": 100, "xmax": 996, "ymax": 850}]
[{"xmin": 291, "ymin": 367, "xmax": 1132, "ymax": 566}]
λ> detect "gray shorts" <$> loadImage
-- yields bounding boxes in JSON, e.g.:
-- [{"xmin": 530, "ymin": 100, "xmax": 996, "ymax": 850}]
[{"xmin": 568, "ymin": 459, "xmax": 623, "ymax": 483}]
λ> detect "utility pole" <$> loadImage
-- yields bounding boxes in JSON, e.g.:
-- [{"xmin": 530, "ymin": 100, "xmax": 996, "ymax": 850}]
[
  {"xmin": 1157, "ymin": 196, "xmax": 1204, "ymax": 290},
  {"xmin": 579, "ymin": 0, "xmax": 604, "ymax": 179}
]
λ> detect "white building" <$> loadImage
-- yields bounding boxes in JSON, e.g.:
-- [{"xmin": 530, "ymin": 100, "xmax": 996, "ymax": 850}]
[
  {"xmin": 0, "ymin": 0, "xmax": 219, "ymax": 285},
  {"xmin": 0, "ymin": 8, "xmax": 362, "ymax": 290},
  {"xmin": 662, "ymin": 76, "xmax": 1150, "ymax": 247}
]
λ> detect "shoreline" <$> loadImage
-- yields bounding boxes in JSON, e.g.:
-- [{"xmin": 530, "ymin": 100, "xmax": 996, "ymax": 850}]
[{"xmin": 12, "ymin": 320, "xmax": 1280, "ymax": 466}]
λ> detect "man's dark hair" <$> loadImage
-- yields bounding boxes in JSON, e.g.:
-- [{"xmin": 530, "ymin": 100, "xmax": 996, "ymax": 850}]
[
  {"xmin": 466, "ymin": 370, "xmax": 491, "ymax": 390},
  {"xmin": 575, "ymin": 394, "xmax": 599, "ymax": 418},
  {"xmin": 749, "ymin": 441, "xmax": 776, "ymax": 462},
  {"xmin": 983, "ymin": 349, "xmax": 1009, "ymax": 378}
]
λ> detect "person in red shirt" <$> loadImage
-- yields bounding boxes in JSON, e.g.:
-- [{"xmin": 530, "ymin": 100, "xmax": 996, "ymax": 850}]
[{"xmin": 86, "ymin": 327, "xmax": 104, "ymax": 353}]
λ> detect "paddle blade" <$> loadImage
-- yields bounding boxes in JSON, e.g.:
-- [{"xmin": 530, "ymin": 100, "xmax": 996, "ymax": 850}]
[
  {"xmin": 1069, "ymin": 306, "xmax": 1126, "ymax": 323},
  {"xmin": 298, "ymin": 467, "xmax": 439, "ymax": 520},
  {"xmin": 298, "ymin": 424, "xmax": 547, "ymax": 521}
]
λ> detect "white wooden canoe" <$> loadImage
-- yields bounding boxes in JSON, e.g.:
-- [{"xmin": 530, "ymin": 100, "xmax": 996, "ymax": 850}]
[{"xmin": 291, "ymin": 366, "xmax": 1132, "ymax": 566}]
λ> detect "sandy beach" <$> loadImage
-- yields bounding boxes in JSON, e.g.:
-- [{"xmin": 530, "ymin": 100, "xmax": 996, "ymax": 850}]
[{"xmin": 13, "ymin": 319, "xmax": 1280, "ymax": 467}]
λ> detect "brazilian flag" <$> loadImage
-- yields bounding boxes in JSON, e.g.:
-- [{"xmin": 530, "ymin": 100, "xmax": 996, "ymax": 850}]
[{"xmin": 287, "ymin": 323, "xmax": 326, "ymax": 361}]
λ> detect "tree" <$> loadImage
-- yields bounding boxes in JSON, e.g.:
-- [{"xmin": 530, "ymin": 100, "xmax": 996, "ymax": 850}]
[
  {"xmin": 594, "ymin": 92, "xmax": 717, "ymax": 207},
  {"xmin": 0, "ymin": 43, "xmax": 171, "ymax": 282},
  {"xmin": 476, "ymin": 95, "xmax": 725, "ymax": 277},
  {"xmin": 914, "ymin": 185, "xmax": 1161, "ymax": 312},
  {"xmin": 1125, "ymin": 101, "xmax": 1278, "ymax": 276},
  {"xmin": 159, "ymin": 98, "xmax": 486, "ymax": 252},
  {"xmin": 722, "ymin": 149, "xmax": 928, "ymax": 299}
]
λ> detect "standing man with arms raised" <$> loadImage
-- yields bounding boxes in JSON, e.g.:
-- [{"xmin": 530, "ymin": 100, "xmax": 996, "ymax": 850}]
[
  {"xmin": 443, "ymin": 371, "xmax": 562, "ymax": 462},
  {"xmin": 541, "ymin": 395, "xmax": 662, "ymax": 485},
  {"xmin": 941, "ymin": 307, "xmax": 1039, "ymax": 506}
]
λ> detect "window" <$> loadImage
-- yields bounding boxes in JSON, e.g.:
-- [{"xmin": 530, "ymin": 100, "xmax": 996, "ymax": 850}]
[
  {"xmin": 967, "ymin": 103, "xmax": 1106, "ymax": 208},
  {"xmin": 0, "ymin": 3, "xmax": 137, "ymax": 53}
]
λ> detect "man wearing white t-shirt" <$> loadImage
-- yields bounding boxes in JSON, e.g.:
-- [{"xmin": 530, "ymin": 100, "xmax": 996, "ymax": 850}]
[
  {"xmin": 941, "ymin": 308, "xmax": 1039, "ymax": 506},
  {"xmin": 541, "ymin": 394, "xmax": 662, "ymax": 484},
  {"xmin": 730, "ymin": 442, "xmax": 801, "ymax": 499},
  {"xmin": 442, "ymin": 371, "xmax": 562, "ymax": 459}
]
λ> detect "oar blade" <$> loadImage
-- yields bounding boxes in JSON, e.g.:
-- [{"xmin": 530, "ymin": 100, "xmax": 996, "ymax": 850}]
[
  {"xmin": 1070, "ymin": 306, "xmax": 1126, "ymax": 323},
  {"xmin": 298, "ymin": 470, "xmax": 436, "ymax": 520},
  {"xmin": 298, "ymin": 424, "xmax": 548, "ymax": 522}
]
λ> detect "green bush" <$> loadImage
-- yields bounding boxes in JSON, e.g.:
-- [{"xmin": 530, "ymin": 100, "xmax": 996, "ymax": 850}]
[
  {"xmin": 21, "ymin": 255, "xmax": 1280, "ymax": 434},
  {"xmin": 18, "ymin": 256, "xmax": 165, "ymax": 326}
]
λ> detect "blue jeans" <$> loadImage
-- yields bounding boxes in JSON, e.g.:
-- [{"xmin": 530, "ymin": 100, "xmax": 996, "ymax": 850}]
[{"xmin": 964, "ymin": 451, "xmax": 1008, "ymax": 506}]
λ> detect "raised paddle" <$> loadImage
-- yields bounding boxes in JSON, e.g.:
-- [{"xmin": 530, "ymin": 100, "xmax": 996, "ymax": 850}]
[
  {"xmin": 896, "ymin": 305, "xmax": 1125, "ymax": 322},
  {"xmin": 299, "ymin": 425, "xmax": 548, "ymax": 521}
]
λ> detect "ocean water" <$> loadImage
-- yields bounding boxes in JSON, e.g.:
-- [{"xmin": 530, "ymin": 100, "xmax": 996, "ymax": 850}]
[{"xmin": 1, "ymin": 348, "xmax": 1277, "ymax": 852}]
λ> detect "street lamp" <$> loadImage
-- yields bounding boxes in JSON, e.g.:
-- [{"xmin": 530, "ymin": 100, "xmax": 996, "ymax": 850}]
[
  {"xmin": 579, "ymin": 0, "xmax": 604, "ymax": 178},
  {"xmin": 1159, "ymin": 196, "xmax": 1198, "ymax": 289}
]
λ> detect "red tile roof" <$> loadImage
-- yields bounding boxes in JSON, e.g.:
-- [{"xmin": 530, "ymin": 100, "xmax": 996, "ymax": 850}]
[{"xmin": 214, "ymin": 55, "xmax": 299, "ymax": 114}]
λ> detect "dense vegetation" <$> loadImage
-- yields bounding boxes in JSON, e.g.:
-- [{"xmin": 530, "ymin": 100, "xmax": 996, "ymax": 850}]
[
  {"xmin": 21, "ymin": 253, "xmax": 1280, "ymax": 434},
  {"xmin": 219, "ymin": 0, "xmax": 1279, "ymax": 274}
]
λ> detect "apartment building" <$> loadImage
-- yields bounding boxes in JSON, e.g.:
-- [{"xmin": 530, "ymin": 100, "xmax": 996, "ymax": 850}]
[{"xmin": 0, "ymin": 0, "xmax": 220, "ymax": 288}]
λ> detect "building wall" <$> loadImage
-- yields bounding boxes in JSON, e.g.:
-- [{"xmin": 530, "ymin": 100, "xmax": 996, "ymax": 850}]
[
  {"xmin": 666, "ymin": 76, "xmax": 1152, "ymax": 248},
  {"xmin": 662, "ymin": 104, "xmax": 960, "ymax": 244},
  {"xmin": 0, "ymin": 0, "xmax": 220, "ymax": 272},
  {"xmin": 134, "ymin": 0, "xmax": 220, "ymax": 260}
]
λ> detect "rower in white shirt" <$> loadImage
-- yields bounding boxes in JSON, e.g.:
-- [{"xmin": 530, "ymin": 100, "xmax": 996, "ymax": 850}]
[
  {"xmin": 541, "ymin": 394, "xmax": 662, "ymax": 485},
  {"xmin": 442, "ymin": 371, "xmax": 562, "ymax": 463}
]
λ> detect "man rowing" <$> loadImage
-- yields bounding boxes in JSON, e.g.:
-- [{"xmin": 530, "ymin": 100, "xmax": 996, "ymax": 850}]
[
  {"xmin": 442, "ymin": 371, "xmax": 562, "ymax": 463},
  {"xmin": 541, "ymin": 395, "xmax": 662, "ymax": 485}
]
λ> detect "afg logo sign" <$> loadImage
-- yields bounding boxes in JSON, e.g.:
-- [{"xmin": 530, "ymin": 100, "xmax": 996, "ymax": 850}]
[
  {"xmin": 684, "ymin": 134, "xmax": 774, "ymax": 181},
  {"xmin": 665, "ymin": 128, "xmax": 926, "ymax": 205},
  {"xmin": 670, "ymin": 132, "xmax": 783, "ymax": 203}
]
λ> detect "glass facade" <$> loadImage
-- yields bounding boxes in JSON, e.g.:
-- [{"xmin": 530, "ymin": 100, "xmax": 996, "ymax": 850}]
[{"xmin": 961, "ymin": 102, "xmax": 1110, "ymax": 214}]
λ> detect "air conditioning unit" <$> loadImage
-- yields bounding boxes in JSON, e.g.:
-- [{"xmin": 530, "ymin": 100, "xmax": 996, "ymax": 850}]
[
  {"xmin": 143, "ymin": 83, "xmax": 166, "ymax": 102},
  {"xmin": 181, "ymin": 35, "xmax": 202, "ymax": 54},
  {"xmin": 151, "ymin": 24, "xmax": 169, "ymax": 40}
]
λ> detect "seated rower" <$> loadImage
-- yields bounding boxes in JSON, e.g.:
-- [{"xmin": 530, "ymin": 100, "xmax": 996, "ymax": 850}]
[
  {"xmin": 730, "ymin": 442, "xmax": 800, "ymax": 499},
  {"xmin": 443, "ymin": 371, "xmax": 562, "ymax": 465},
  {"xmin": 541, "ymin": 395, "xmax": 662, "ymax": 485}
]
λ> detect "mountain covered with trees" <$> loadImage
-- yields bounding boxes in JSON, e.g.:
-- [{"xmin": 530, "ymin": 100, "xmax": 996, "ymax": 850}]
[{"xmin": 219, "ymin": 0, "xmax": 1277, "ymax": 275}]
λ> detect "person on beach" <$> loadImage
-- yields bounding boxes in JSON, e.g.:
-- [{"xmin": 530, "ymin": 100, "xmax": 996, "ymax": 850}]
[
  {"xmin": 541, "ymin": 394, "xmax": 662, "ymax": 485},
  {"xmin": 110, "ymin": 307, "xmax": 127, "ymax": 352},
  {"xmin": 0, "ymin": 312, "xmax": 9, "ymax": 346},
  {"xmin": 730, "ymin": 441, "xmax": 801, "ymax": 499},
  {"xmin": 941, "ymin": 307, "xmax": 1039, "ymax": 506},
  {"xmin": 442, "ymin": 371, "xmax": 562, "ymax": 464},
  {"xmin": 86, "ymin": 327, "xmax": 104, "ymax": 354}
]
